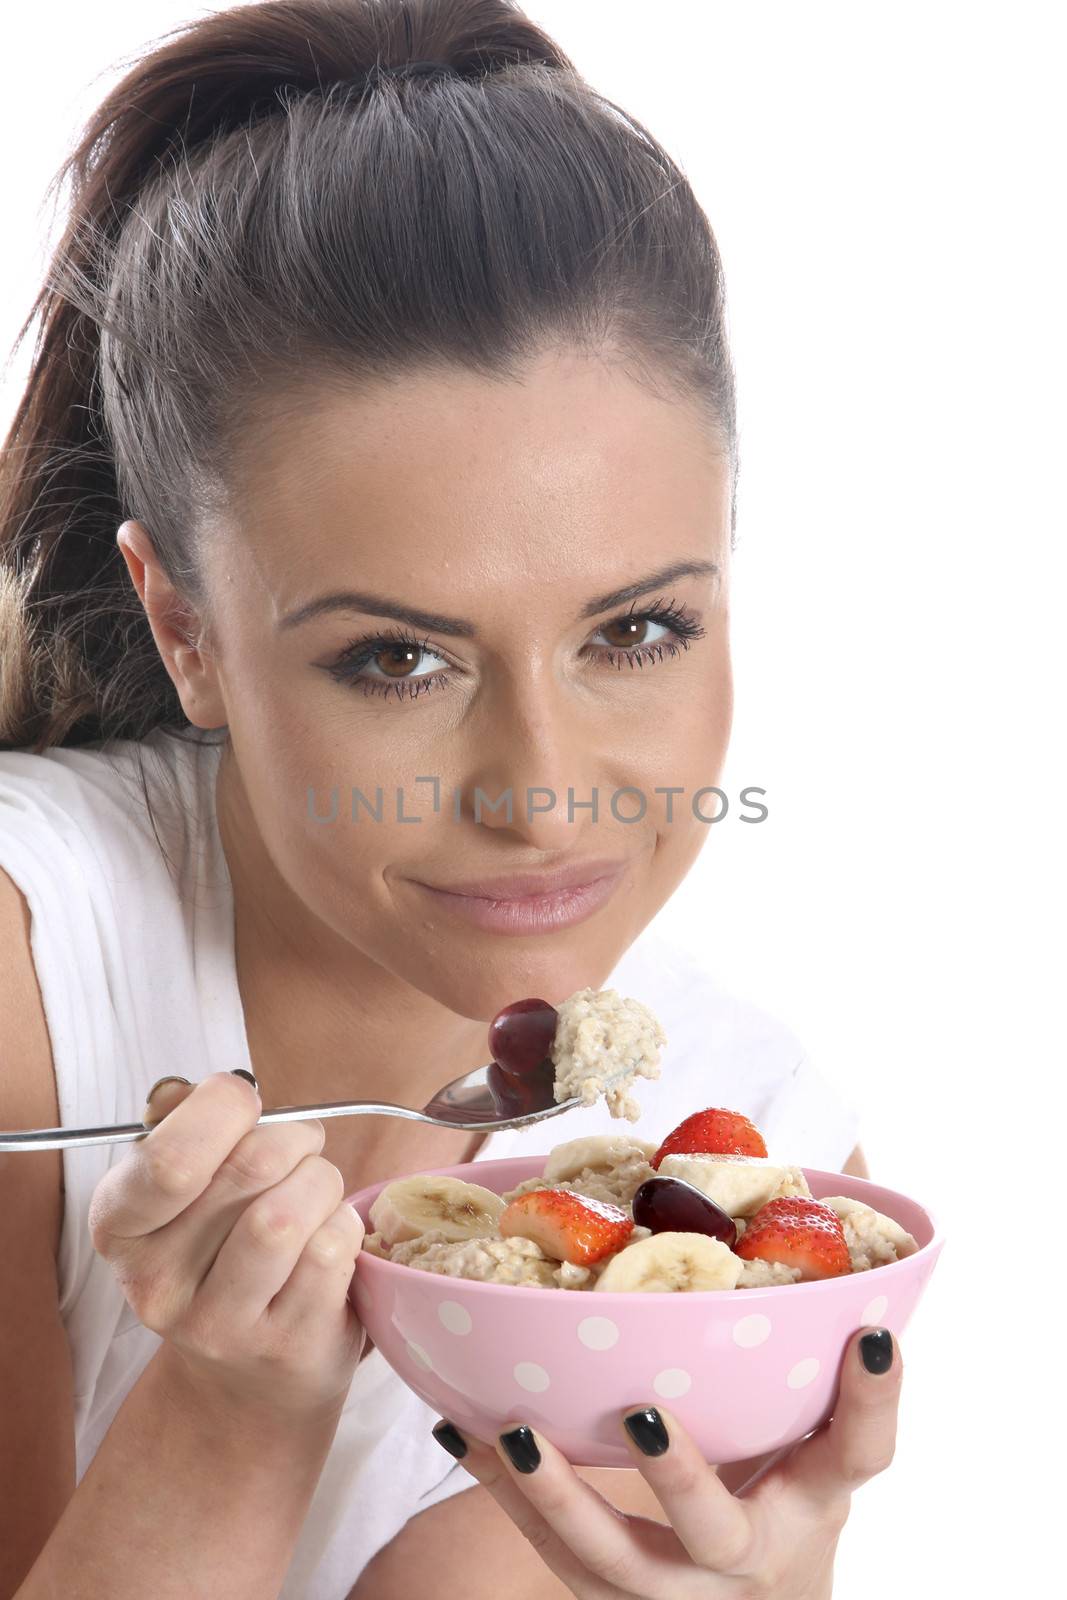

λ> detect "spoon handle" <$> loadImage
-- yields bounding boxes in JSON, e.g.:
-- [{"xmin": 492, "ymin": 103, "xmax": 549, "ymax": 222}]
[
  {"xmin": 0, "ymin": 1098, "xmax": 445, "ymax": 1153},
  {"xmin": 0, "ymin": 1088, "xmax": 599, "ymax": 1151}
]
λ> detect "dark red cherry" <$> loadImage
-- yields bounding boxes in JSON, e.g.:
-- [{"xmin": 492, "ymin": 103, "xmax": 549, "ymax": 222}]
[
  {"xmin": 488, "ymin": 998, "xmax": 559, "ymax": 1078},
  {"xmin": 631, "ymin": 1176, "xmax": 738, "ymax": 1248},
  {"xmin": 487, "ymin": 1058, "xmax": 557, "ymax": 1117}
]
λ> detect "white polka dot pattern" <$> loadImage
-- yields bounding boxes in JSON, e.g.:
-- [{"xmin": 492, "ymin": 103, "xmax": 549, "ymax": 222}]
[
  {"xmin": 732, "ymin": 1312, "xmax": 772, "ymax": 1347},
  {"xmin": 577, "ymin": 1316, "xmax": 620, "ymax": 1351},
  {"xmin": 514, "ymin": 1362, "xmax": 551, "ymax": 1393},
  {"xmin": 786, "ymin": 1357, "xmax": 820, "ymax": 1389},
  {"xmin": 345, "ymin": 1152, "xmax": 937, "ymax": 1472},
  {"xmin": 861, "ymin": 1293, "xmax": 888, "ymax": 1326},
  {"xmin": 653, "ymin": 1368, "xmax": 692, "ymax": 1399},
  {"xmin": 391, "ymin": 1297, "xmax": 889, "ymax": 1401},
  {"xmin": 438, "ymin": 1300, "xmax": 473, "ymax": 1335}
]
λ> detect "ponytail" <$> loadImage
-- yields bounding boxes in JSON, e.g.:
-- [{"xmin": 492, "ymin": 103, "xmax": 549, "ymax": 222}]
[
  {"xmin": 0, "ymin": 0, "xmax": 737, "ymax": 756},
  {"xmin": 0, "ymin": 179, "xmax": 162, "ymax": 750}
]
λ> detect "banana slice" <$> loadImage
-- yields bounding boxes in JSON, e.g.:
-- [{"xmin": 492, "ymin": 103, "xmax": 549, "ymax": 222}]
[
  {"xmin": 543, "ymin": 1134, "xmax": 661, "ymax": 1184},
  {"xmin": 593, "ymin": 1230, "xmax": 744, "ymax": 1293},
  {"xmin": 368, "ymin": 1175, "xmax": 505, "ymax": 1246},
  {"xmin": 656, "ymin": 1154, "xmax": 812, "ymax": 1218},
  {"xmin": 818, "ymin": 1195, "xmax": 919, "ymax": 1270}
]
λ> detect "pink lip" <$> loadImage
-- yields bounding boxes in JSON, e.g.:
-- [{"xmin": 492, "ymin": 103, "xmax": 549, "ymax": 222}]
[
  {"xmin": 417, "ymin": 859, "xmax": 630, "ymax": 900},
  {"xmin": 410, "ymin": 862, "xmax": 628, "ymax": 935}
]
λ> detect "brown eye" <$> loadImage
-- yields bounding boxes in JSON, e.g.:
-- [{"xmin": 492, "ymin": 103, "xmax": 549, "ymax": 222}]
[
  {"xmin": 324, "ymin": 602, "xmax": 704, "ymax": 702},
  {"xmin": 375, "ymin": 643, "xmax": 424, "ymax": 679},
  {"xmin": 599, "ymin": 615, "xmax": 664, "ymax": 650}
]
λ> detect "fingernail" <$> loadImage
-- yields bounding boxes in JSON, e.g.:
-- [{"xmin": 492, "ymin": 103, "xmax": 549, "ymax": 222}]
[
  {"xmin": 141, "ymin": 1075, "xmax": 194, "ymax": 1126},
  {"xmin": 229, "ymin": 1068, "xmax": 259, "ymax": 1090},
  {"xmin": 623, "ymin": 1407, "xmax": 670, "ymax": 1456},
  {"xmin": 146, "ymin": 1075, "xmax": 193, "ymax": 1103},
  {"xmin": 432, "ymin": 1420, "xmax": 468, "ymax": 1460},
  {"xmin": 859, "ymin": 1328, "xmax": 894, "ymax": 1374},
  {"xmin": 499, "ymin": 1425, "xmax": 541, "ymax": 1474},
  {"xmin": 144, "ymin": 1075, "xmax": 192, "ymax": 1108}
]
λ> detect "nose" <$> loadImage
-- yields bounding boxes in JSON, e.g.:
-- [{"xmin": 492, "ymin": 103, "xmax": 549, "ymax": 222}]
[{"xmin": 463, "ymin": 679, "xmax": 598, "ymax": 853}]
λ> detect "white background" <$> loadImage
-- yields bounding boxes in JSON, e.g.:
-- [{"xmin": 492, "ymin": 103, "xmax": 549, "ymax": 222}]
[{"xmin": 1, "ymin": 2, "xmax": 1063, "ymax": 1593}]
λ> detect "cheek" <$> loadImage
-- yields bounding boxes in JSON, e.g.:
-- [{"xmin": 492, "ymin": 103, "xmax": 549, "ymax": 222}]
[
  {"xmin": 622, "ymin": 637, "xmax": 732, "ymax": 782},
  {"xmin": 267, "ymin": 787, "xmax": 404, "ymax": 949},
  {"xmin": 228, "ymin": 716, "xmax": 401, "ymax": 902},
  {"xmin": 688, "ymin": 630, "xmax": 733, "ymax": 768},
  {"xmin": 621, "ymin": 642, "xmax": 732, "ymax": 874}
]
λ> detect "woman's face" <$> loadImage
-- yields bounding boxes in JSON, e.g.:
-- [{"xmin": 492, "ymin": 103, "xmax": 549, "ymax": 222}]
[{"xmin": 148, "ymin": 347, "xmax": 733, "ymax": 1021}]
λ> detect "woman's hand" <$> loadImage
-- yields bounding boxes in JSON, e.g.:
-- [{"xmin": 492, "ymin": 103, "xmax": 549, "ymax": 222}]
[
  {"xmin": 434, "ymin": 1325, "xmax": 901, "ymax": 1599},
  {"xmin": 87, "ymin": 1069, "xmax": 367, "ymax": 1424}
]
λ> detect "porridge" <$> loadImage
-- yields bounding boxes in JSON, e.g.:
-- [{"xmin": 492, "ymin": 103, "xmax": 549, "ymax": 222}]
[{"xmin": 364, "ymin": 1090, "xmax": 919, "ymax": 1292}]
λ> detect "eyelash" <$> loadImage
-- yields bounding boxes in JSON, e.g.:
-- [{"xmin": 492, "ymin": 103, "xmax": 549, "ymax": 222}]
[{"xmin": 321, "ymin": 599, "xmax": 707, "ymax": 702}]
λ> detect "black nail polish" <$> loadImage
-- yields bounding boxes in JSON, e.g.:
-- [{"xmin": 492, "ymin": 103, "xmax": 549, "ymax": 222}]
[
  {"xmin": 230, "ymin": 1068, "xmax": 259, "ymax": 1090},
  {"xmin": 859, "ymin": 1328, "xmax": 894, "ymax": 1374},
  {"xmin": 499, "ymin": 1425, "xmax": 541, "ymax": 1474},
  {"xmin": 623, "ymin": 1407, "xmax": 670, "ymax": 1456},
  {"xmin": 432, "ymin": 1420, "xmax": 468, "ymax": 1460}
]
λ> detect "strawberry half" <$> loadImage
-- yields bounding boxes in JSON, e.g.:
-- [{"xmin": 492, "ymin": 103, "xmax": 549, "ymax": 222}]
[
  {"xmin": 734, "ymin": 1196, "xmax": 852, "ymax": 1280},
  {"xmin": 651, "ymin": 1106, "xmax": 768, "ymax": 1169},
  {"xmin": 499, "ymin": 1188, "xmax": 634, "ymax": 1267}
]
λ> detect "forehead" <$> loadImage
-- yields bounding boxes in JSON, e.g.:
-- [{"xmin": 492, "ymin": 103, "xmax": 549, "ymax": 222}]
[{"xmin": 222, "ymin": 348, "xmax": 731, "ymax": 606}]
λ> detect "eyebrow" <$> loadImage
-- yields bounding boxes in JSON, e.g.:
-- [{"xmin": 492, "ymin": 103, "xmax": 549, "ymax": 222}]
[{"xmin": 277, "ymin": 559, "xmax": 720, "ymax": 637}]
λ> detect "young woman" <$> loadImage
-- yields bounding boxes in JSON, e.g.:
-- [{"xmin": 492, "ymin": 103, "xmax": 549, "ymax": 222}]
[{"xmin": 0, "ymin": 2, "xmax": 901, "ymax": 1596}]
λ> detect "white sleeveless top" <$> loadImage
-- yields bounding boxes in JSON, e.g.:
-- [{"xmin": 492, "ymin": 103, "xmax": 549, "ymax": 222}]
[{"xmin": 0, "ymin": 726, "xmax": 861, "ymax": 1598}]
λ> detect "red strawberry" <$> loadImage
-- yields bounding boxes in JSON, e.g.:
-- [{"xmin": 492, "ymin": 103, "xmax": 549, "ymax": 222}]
[
  {"xmin": 651, "ymin": 1107, "xmax": 768, "ymax": 1169},
  {"xmin": 734, "ymin": 1196, "xmax": 852, "ymax": 1281},
  {"xmin": 499, "ymin": 1188, "xmax": 634, "ymax": 1267}
]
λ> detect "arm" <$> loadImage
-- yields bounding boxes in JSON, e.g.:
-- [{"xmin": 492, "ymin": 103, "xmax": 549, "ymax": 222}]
[
  {"xmin": 840, "ymin": 1141, "xmax": 869, "ymax": 1178},
  {"xmin": 1, "ymin": 867, "xmax": 343, "ymax": 1600},
  {"xmin": 351, "ymin": 1459, "xmax": 793, "ymax": 1599},
  {"xmin": 19, "ymin": 1344, "xmax": 343, "ymax": 1599},
  {"xmin": 0, "ymin": 870, "xmax": 76, "ymax": 1596},
  {"xmin": 351, "ymin": 1144, "xmax": 872, "ymax": 1600},
  {"xmin": 351, "ymin": 1477, "xmax": 642, "ymax": 1600}
]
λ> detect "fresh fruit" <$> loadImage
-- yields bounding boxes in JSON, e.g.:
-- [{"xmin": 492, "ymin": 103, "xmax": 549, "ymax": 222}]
[
  {"xmin": 631, "ymin": 1175, "xmax": 737, "ymax": 1247},
  {"xmin": 657, "ymin": 1153, "xmax": 811, "ymax": 1218},
  {"xmin": 486, "ymin": 1058, "xmax": 558, "ymax": 1117},
  {"xmin": 488, "ymin": 998, "xmax": 559, "ymax": 1077},
  {"xmin": 734, "ymin": 1196, "xmax": 852, "ymax": 1281},
  {"xmin": 499, "ymin": 1187, "xmax": 634, "ymax": 1267},
  {"xmin": 542, "ymin": 1133, "xmax": 660, "ymax": 1184},
  {"xmin": 651, "ymin": 1106, "xmax": 768, "ymax": 1168},
  {"xmin": 817, "ymin": 1195, "xmax": 919, "ymax": 1269},
  {"xmin": 593, "ymin": 1230, "xmax": 744, "ymax": 1293},
  {"xmin": 368, "ymin": 1175, "xmax": 505, "ymax": 1247}
]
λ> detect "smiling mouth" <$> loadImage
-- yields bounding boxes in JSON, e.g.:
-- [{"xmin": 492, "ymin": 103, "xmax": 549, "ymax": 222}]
[
  {"xmin": 408, "ymin": 863, "xmax": 630, "ymax": 935},
  {"xmin": 411, "ymin": 859, "xmax": 630, "ymax": 901}
]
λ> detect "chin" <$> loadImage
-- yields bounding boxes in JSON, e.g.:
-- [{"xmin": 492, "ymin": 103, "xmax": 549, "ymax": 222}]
[{"xmin": 407, "ymin": 940, "xmax": 629, "ymax": 1023}]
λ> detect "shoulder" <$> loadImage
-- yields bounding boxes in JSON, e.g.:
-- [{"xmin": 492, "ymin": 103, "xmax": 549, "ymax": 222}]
[
  {"xmin": 0, "ymin": 726, "xmax": 208, "ymax": 820},
  {"xmin": 0, "ymin": 728, "xmax": 220, "ymax": 886},
  {"xmin": 0, "ymin": 730, "xmax": 218, "ymax": 1083},
  {"xmin": 0, "ymin": 738, "xmax": 144, "ymax": 851}
]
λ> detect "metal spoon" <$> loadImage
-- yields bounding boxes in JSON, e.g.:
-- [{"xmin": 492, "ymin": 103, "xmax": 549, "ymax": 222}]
[{"xmin": 0, "ymin": 1058, "xmax": 619, "ymax": 1152}]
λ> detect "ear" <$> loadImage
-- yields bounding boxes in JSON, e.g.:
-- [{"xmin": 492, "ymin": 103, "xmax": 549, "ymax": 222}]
[{"xmin": 116, "ymin": 519, "xmax": 228, "ymax": 730}]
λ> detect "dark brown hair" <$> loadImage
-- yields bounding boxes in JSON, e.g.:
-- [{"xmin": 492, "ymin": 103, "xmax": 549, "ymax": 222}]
[{"xmin": 0, "ymin": 0, "xmax": 737, "ymax": 758}]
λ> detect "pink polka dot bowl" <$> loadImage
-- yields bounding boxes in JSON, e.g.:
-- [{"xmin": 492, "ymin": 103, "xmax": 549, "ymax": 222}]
[{"xmin": 346, "ymin": 1155, "xmax": 944, "ymax": 1467}]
